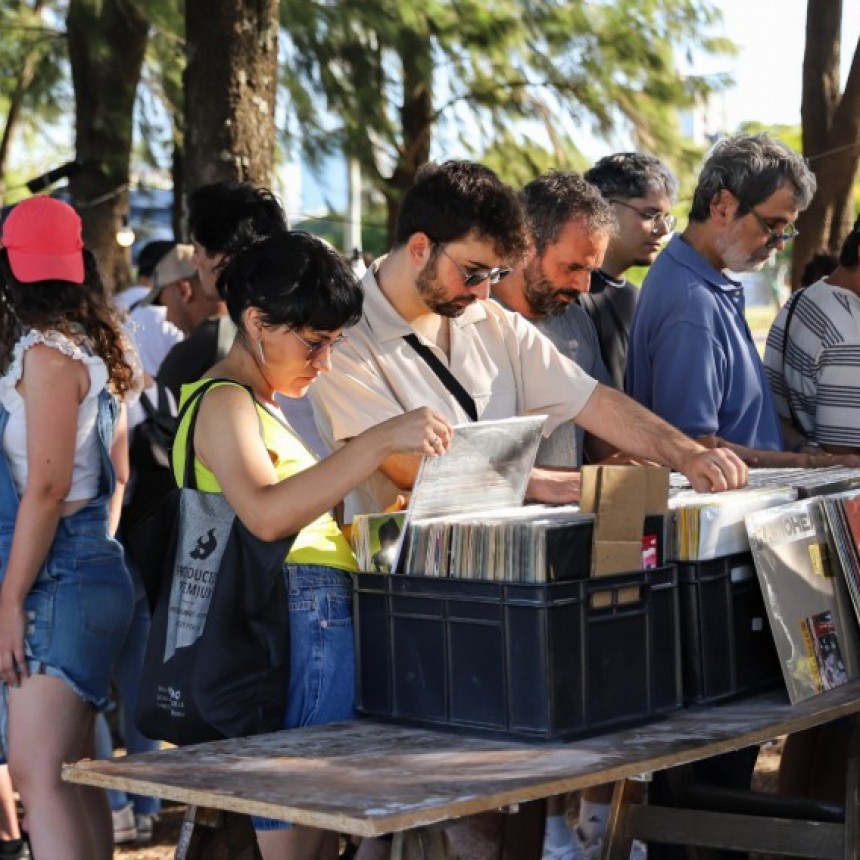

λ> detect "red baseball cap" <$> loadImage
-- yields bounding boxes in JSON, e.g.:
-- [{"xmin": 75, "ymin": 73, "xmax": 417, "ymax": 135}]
[{"xmin": 1, "ymin": 196, "xmax": 85, "ymax": 284}]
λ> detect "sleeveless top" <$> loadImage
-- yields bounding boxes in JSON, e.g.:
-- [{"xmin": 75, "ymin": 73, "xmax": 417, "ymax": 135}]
[
  {"xmin": 172, "ymin": 379, "xmax": 357, "ymax": 571},
  {"xmin": 0, "ymin": 330, "xmax": 114, "ymax": 500}
]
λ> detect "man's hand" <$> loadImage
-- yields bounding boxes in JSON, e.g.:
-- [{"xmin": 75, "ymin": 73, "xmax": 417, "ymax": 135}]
[
  {"xmin": 679, "ymin": 446, "xmax": 748, "ymax": 493},
  {"xmin": 698, "ymin": 434, "xmax": 860, "ymax": 470}
]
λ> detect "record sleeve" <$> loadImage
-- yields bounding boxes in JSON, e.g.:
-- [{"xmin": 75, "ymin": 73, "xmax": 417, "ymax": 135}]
[{"xmin": 746, "ymin": 498, "xmax": 860, "ymax": 703}]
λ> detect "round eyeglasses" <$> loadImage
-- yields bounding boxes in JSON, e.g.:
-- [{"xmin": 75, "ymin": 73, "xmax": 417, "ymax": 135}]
[
  {"xmin": 288, "ymin": 329, "xmax": 347, "ymax": 359},
  {"xmin": 749, "ymin": 208, "xmax": 799, "ymax": 248},
  {"xmin": 610, "ymin": 199, "xmax": 677, "ymax": 233}
]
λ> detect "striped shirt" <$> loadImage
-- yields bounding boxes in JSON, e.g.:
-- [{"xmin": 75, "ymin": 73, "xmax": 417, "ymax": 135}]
[{"xmin": 763, "ymin": 278, "xmax": 860, "ymax": 448}]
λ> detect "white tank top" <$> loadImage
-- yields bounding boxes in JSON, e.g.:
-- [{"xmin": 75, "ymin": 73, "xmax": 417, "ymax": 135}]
[{"xmin": 0, "ymin": 330, "xmax": 111, "ymax": 500}]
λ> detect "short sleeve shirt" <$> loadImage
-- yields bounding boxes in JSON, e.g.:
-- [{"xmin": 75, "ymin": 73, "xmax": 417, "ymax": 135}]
[
  {"xmin": 308, "ymin": 261, "xmax": 599, "ymax": 516},
  {"xmin": 626, "ymin": 235, "xmax": 783, "ymax": 450},
  {"xmin": 528, "ymin": 302, "xmax": 611, "ymax": 467},
  {"xmin": 580, "ymin": 271, "xmax": 639, "ymax": 391},
  {"xmin": 763, "ymin": 278, "xmax": 860, "ymax": 449}
]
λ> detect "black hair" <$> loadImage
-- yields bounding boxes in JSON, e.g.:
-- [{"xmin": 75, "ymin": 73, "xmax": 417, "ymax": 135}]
[
  {"xmin": 217, "ymin": 232, "xmax": 363, "ymax": 333},
  {"xmin": 187, "ymin": 183, "xmax": 288, "ymax": 257},
  {"xmin": 839, "ymin": 213, "xmax": 860, "ymax": 268},
  {"xmin": 800, "ymin": 253, "xmax": 838, "ymax": 287},
  {"xmin": 136, "ymin": 240, "xmax": 176, "ymax": 278},
  {"xmin": 584, "ymin": 153, "xmax": 678, "ymax": 203},
  {"xmin": 394, "ymin": 161, "xmax": 528, "ymax": 262}
]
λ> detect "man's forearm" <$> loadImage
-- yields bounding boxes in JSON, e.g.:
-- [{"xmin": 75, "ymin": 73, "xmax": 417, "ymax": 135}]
[
  {"xmin": 526, "ymin": 467, "xmax": 581, "ymax": 504},
  {"xmin": 575, "ymin": 384, "xmax": 705, "ymax": 471}
]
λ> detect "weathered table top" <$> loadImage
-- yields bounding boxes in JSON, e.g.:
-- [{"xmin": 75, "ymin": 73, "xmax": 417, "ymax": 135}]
[{"xmin": 63, "ymin": 681, "xmax": 860, "ymax": 837}]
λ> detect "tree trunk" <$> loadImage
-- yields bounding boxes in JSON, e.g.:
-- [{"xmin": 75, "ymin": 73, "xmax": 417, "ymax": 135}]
[
  {"xmin": 183, "ymin": 0, "xmax": 279, "ymax": 195},
  {"xmin": 66, "ymin": 0, "xmax": 149, "ymax": 294},
  {"xmin": 793, "ymin": 0, "xmax": 860, "ymax": 288},
  {"xmin": 384, "ymin": 31, "xmax": 434, "ymax": 245}
]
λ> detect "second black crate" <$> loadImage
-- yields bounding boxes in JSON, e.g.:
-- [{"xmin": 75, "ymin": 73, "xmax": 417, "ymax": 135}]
[{"xmin": 676, "ymin": 552, "xmax": 782, "ymax": 704}]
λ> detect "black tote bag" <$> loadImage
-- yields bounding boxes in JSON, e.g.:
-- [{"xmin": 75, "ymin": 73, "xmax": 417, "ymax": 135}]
[{"xmin": 135, "ymin": 380, "xmax": 294, "ymax": 745}]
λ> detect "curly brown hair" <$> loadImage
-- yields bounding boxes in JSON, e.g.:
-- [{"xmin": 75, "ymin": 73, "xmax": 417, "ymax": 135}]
[{"xmin": 0, "ymin": 249, "xmax": 135, "ymax": 397}]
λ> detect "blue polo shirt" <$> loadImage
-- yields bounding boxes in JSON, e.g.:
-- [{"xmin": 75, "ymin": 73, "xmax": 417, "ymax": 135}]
[{"xmin": 626, "ymin": 235, "xmax": 783, "ymax": 450}]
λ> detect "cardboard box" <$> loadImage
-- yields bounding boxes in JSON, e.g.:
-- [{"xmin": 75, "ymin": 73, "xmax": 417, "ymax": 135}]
[{"xmin": 581, "ymin": 465, "xmax": 670, "ymax": 604}]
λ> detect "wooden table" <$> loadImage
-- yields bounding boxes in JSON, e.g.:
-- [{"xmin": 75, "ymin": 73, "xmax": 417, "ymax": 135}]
[{"xmin": 64, "ymin": 681, "xmax": 860, "ymax": 859}]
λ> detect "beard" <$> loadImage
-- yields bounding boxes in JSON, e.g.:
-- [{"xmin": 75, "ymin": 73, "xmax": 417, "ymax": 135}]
[
  {"xmin": 415, "ymin": 255, "xmax": 476, "ymax": 317},
  {"xmin": 716, "ymin": 229, "xmax": 771, "ymax": 274},
  {"xmin": 522, "ymin": 260, "xmax": 578, "ymax": 316}
]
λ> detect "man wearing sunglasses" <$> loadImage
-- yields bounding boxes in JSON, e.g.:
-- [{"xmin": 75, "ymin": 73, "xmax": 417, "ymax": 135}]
[
  {"xmin": 627, "ymin": 132, "xmax": 816, "ymax": 451},
  {"xmin": 582, "ymin": 153, "xmax": 678, "ymax": 391}
]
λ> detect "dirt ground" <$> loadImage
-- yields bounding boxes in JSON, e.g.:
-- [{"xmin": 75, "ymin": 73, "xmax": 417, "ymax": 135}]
[{"xmin": 108, "ymin": 737, "xmax": 785, "ymax": 859}]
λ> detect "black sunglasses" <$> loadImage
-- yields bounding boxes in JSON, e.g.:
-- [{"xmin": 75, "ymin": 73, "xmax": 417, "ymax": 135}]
[{"xmin": 434, "ymin": 243, "xmax": 512, "ymax": 288}]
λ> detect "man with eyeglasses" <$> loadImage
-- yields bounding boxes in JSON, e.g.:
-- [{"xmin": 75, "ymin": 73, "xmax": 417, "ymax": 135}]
[
  {"xmin": 626, "ymin": 132, "xmax": 816, "ymax": 451},
  {"xmin": 626, "ymin": 132, "xmax": 816, "ymax": 860},
  {"xmin": 310, "ymin": 157, "xmax": 747, "ymax": 860},
  {"xmin": 582, "ymin": 153, "xmax": 679, "ymax": 390}
]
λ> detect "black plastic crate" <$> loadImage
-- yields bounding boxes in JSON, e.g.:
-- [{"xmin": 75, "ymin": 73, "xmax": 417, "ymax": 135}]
[
  {"xmin": 353, "ymin": 565, "xmax": 681, "ymax": 741},
  {"xmin": 676, "ymin": 552, "xmax": 782, "ymax": 704}
]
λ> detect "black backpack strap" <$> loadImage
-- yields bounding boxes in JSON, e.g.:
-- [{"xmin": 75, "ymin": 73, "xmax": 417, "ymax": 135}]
[
  {"xmin": 781, "ymin": 288, "xmax": 807, "ymax": 435},
  {"xmin": 155, "ymin": 380, "xmax": 171, "ymax": 414},
  {"xmin": 138, "ymin": 389, "xmax": 157, "ymax": 421},
  {"xmin": 403, "ymin": 333, "xmax": 477, "ymax": 421},
  {"xmin": 173, "ymin": 378, "xmax": 261, "ymax": 491}
]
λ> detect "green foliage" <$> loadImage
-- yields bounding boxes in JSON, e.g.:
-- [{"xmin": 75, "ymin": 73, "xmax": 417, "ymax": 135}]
[
  {"xmin": 279, "ymin": 0, "xmax": 737, "ymax": 219},
  {"xmin": 0, "ymin": 2, "xmax": 69, "ymax": 133},
  {"xmin": 134, "ymin": 0, "xmax": 183, "ymax": 171},
  {"xmin": 293, "ymin": 198, "xmax": 390, "ymax": 257},
  {"xmin": 480, "ymin": 131, "xmax": 590, "ymax": 189},
  {"xmin": 738, "ymin": 120, "xmax": 802, "ymax": 154}
]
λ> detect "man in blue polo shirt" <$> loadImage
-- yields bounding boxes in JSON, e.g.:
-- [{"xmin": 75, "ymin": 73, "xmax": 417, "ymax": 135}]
[
  {"xmin": 626, "ymin": 132, "xmax": 816, "ymax": 860},
  {"xmin": 626, "ymin": 132, "xmax": 816, "ymax": 450}
]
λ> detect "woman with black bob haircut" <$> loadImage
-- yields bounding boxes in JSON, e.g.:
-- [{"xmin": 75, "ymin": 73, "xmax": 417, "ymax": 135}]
[
  {"xmin": 217, "ymin": 229, "xmax": 365, "ymax": 338},
  {"xmin": 171, "ymin": 231, "xmax": 452, "ymax": 860},
  {"xmin": 0, "ymin": 196, "xmax": 136, "ymax": 859}
]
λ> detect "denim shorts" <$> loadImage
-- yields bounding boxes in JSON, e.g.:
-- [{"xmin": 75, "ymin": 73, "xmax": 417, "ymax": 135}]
[
  {"xmin": 253, "ymin": 563, "xmax": 356, "ymax": 831},
  {"xmin": 0, "ymin": 504, "xmax": 133, "ymax": 711}
]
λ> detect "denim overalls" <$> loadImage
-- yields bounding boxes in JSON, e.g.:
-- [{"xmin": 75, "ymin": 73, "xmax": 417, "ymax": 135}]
[{"xmin": 0, "ymin": 387, "xmax": 134, "ymax": 717}]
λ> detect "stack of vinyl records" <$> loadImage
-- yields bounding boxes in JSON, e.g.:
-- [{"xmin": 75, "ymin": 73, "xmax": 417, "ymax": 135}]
[
  {"xmin": 400, "ymin": 505, "xmax": 594, "ymax": 582},
  {"xmin": 671, "ymin": 465, "xmax": 860, "ymax": 497},
  {"xmin": 746, "ymin": 496, "xmax": 860, "ymax": 704},
  {"xmin": 669, "ymin": 486, "xmax": 797, "ymax": 560}
]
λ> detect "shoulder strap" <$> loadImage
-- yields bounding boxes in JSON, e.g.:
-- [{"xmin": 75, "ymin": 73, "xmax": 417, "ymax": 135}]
[
  {"xmin": 781, "ymin": 288, "xmax": 807, "ymax": 435},
  {"xmin": 403, "ymin": 333, "xmax": 477, "ymax": 421},
  {"xmin": 172, "ymin": 378, "xmax": 258, "ymax": 490},
  {"xmin": 138, "ymin": 389, "xmax": 157, "ymax": 421}
]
